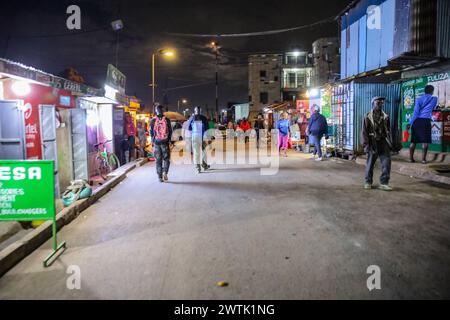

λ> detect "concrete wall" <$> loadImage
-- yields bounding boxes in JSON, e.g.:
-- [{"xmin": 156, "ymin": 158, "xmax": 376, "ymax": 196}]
[{"xmin": 248, "ymin": 54, "xmax": 282, "ymax": 112}]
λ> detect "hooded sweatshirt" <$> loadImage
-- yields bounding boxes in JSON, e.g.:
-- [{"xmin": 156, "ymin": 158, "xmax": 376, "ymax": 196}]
[{"xmin": 308, "ymin": 113, "xmax": 328, "ymax": 136}]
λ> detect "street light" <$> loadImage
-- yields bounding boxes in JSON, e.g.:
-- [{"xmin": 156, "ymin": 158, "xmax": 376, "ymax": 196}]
[
  {"xmin": 151, "ymin": 48, "xmax": 175, "ymax": 112},
  {"xmin": 177, "ymin": 98, "xmax": 188, "ymax": 113}
]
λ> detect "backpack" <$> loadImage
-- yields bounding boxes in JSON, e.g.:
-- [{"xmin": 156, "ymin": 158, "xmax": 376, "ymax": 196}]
[{"xmin": 154, "ymin": 116, "xmax": 169, "ymax": 142}]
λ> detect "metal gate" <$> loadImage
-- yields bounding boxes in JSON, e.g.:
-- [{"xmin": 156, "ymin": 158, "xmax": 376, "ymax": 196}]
[
  {"xmin": 0, "ymin": 100, "xmax": 26, "ymax": 159},
  {"xmin": 70, "ymin": 108, "xmax": 88, "ymax": 181},
  {"xmin": 40, "ymin": 105, "xmax": 60, "ymax": 197}
]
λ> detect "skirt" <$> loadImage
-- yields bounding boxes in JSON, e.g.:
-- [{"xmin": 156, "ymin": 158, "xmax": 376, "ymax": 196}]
[{"xmin": 411, "ymin": 118, "xmax": 431, "ymax": 144}]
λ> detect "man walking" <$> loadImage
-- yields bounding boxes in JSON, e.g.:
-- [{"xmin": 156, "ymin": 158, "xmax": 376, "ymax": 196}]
[
  {"xmin": 150, "ymin": 105, "xmax": 173, "ymax": 183},
  {"xmin": 187, "ymin": 106, "xmax": 210, "ymax": 173},
  {"xmin": 362, "ymin": 96, "xmax": 393, "ymax": 191},
  {"xmin": 307, "ymin": 105, "xmax": 328, "ymax": 161},
  {"xmin": 407, "ymin": 85, "xmax": 438, "ymax": 164}
]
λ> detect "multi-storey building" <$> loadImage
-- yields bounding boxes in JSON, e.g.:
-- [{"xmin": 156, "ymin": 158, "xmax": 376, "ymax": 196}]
[
  {"xmin": 281, "ymin": 51, "xmax": 314, "ymax": 102},
  {"xmin": 248, "ymin": 54, "xmax": 282, "ymax": 112},
  {"xmin": 311, "ymin": 38, "xmax": 340, "ymax": 87}
]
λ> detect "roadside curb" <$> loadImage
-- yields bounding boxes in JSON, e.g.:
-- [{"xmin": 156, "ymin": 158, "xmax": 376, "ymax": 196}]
[
  {"xmin": 355, "ymin": 156, "xmax": 450, "ymax": 185},
  {"xmin": 0, "ymin": 158, "xmax": 148, "ymax": 278}
]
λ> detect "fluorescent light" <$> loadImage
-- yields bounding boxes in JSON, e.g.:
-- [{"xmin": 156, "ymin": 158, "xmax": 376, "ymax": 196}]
[
  {"xmin": 11, "ymin": 81, "xmax": 31, "ymax": 96},
  {"xmin": 308, "ymin": 88, "xmax": 319, "ymax": 98}
]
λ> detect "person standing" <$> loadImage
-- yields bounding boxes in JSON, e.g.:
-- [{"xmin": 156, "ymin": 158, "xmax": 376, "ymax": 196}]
[
  {"xmin": 137, "ymin": 122, "xmax": 147, "ymax": 158},
  {"xmin": 407, "ymin": 85, "xmax": 438, "ymax": 164},
  {"xmin": 277, "ymin": 112, "xmax": 290, "ymax": 157},
  {"xmin": 150, "ymin": 105, "xmax": 173, "ymax": 183},
  {"xmin": 125, "ymin": 113, "xmax": 136, "ymax": 162},
  {"xmin": 307, "ymin": 105, "xmax": 329, "ymax": 161},
  {"xmin": 254, "ymin": 114, "xmax": 265, "ymax": 148},
  {"xmin": 361, "ymin": 96, "xmax": 393, "ymax": 191},
  {"xmin": 187, "ymin": 106, "xmax": 210, "ymax": 173}
]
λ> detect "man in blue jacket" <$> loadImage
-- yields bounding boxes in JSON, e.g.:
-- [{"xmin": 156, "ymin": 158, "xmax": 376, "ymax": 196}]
[{"xmin": 307, "ymin": 105, "xmax": 329, "ymax": 161}]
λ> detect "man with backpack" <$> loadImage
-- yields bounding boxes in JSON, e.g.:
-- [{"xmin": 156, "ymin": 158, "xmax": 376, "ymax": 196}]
[
  {"xmin": 187, "ymin": 106, "xmax": 210, "ymax": 173},
  {"xmin": 150, "ymin": 105, "xmax": 173, "ymax": 183}
]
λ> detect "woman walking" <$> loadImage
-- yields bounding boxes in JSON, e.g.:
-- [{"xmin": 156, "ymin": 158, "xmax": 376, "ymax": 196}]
[{"xmin": 277, "ymin": 112, "xmax": 290, "ymax": 157}]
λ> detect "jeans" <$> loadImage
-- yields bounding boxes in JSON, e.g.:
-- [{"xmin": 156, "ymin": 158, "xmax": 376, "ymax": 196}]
[
  {"xmin": 192, "ymin": 137, "xmax": 208, "ymax": 167},
  {"xmin": 128, "ymin": 136, "xmax": 135, "ymax": 161},
  {"xmin": 154, "ymin": 143, "xmax": 170, "ymax": 177},
  {"xmin": 310, "ymin": 134, "xmax": 323, "ymax": 158},
  {"xmin": 365, "ymin": 140, "xmax": 391, "ymax": 185}
]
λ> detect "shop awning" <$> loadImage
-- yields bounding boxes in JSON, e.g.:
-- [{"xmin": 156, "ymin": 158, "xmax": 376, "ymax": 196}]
[
  {"xmin": 81, "ymin": 96, "xmax": 119, "ymax": 105},
  {"xmin": 164, "ymin": 112, "xmax": 186, "ymax": 122},
  {"xmin": 264, "ymin": 102, "xmax": 290, "ymax": 112},
  {"xmin": 0, "ymin": 58, "xmax": 103, "ymax": 96}
]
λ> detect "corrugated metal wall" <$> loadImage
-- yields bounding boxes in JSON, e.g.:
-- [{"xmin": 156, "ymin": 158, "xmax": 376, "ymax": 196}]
[
  {"xmin": 352, "ymin": 82, "xmax": 401, "ymax": 152},
  {"xmin": 411, "ymin": 0, "xmax": 437, "ymax": 56},
  {"xmin": 437, "ymin": 0, "xmax": 450, "ymax": 58}
]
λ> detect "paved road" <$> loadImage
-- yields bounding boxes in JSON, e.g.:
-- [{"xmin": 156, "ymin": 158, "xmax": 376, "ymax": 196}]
[{"xmin": 1, "ymin": 150, "xmax": 449, "ymax": 299}]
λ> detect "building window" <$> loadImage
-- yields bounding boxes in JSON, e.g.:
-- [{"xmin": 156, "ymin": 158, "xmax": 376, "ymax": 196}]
[
  {"xmin": 249, "ymin": 95, "xmax": 252, "ymax": 102},
  {"xmin": 260, "ymin": 92, "xmax": 268, "ymax": 104},
  {"xmin": 260, "ymin": 70, "xmax": 267, "ymax": 78},
  {"xmin": 274, "ymin": 76, "xmax": 279, "ymax": 82}
]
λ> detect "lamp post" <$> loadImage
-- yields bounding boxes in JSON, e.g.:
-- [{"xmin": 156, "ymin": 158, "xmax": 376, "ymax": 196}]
[
  {"xmin": 177, "ymin": 99, "xmax": 188, "ymax": 113},
  {"xmin": 111, "ymin": 20, "xmax": 124, "ymax": 68},
  {"xmin": 151, "ymin": 48, "xmax": 175, "ymax": 113},
  {"xmin": 210, "ymin": 42, "xmax": 221, "ymax": 118}
]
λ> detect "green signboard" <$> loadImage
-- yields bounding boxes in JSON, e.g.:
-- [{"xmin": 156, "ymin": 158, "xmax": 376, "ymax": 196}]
[
  {"xmin": 0, "ymin": 160, "xmax": 66, "ymax": 267},
  {"xmin": 0, "ymin": 160, "xmax": 55, "ymax": 221}
]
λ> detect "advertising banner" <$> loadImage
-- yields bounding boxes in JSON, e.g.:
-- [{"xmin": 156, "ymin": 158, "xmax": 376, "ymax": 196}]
[{"xmin": 0, "ymin": 160, "xmax": 54, "ymax": 221}]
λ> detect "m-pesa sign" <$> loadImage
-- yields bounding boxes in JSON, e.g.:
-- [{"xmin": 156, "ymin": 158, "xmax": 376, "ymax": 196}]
[{"xmin": 0, "ymin": 161, "xmax": 55, "ymax": 221}]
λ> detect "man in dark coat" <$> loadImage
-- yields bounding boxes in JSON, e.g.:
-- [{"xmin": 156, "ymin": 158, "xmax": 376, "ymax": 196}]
[
  {"xmin": 361, "ymin": 96, "xmax": 393, "ymax": 191},
  {"xmin": 307, "ymin": 105, "xmax": 329, "ymax": 161}
]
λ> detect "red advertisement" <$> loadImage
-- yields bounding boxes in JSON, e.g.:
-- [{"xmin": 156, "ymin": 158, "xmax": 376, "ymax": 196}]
[
  {"xmin": 3, "ymin": 79, "xmax": 76, "ymax": 159},
  {"xmin": 443, "ymin": 112, "xmax": 450, "ymax": 144},
  {"xmin": 24, "ymin": 103, "xmax": 42, "ymax": 160},
  {"xmin": 296, "ymin": 100, "xmax": 310, "ymax": 117}
]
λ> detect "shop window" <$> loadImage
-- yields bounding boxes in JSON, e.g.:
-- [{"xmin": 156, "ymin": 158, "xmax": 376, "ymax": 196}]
[{"xmin": 260, "ymin": 92, "xmax": 268, "ymax": 104}]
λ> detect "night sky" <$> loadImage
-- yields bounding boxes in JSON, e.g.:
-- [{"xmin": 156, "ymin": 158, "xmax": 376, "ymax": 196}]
[{"xmin": 0, "ymin": 0, "xmax": 350, "ymax": 111}]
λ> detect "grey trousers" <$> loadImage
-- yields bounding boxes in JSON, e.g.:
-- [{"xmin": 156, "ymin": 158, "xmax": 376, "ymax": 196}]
[
  {"xmin": 365, "ymin": 140, "xmax": 391, "ymax": 185},
  {"xmin": 154, "ymin": 143, "xmax": 170, "ymax": 177}
]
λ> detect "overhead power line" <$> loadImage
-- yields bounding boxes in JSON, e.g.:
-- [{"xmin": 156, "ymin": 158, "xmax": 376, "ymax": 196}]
[{"xmin": 167, "ymin": 15, "xmax": 335, "ymax": 38}]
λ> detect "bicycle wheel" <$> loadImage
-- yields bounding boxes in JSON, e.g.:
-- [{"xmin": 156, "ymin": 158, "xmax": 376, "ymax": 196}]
[
  {"xmin": 95, "ymin": 156, "xmax": 109, "ymax": 180},
  {"xmin": 108, "ymin": 153, "xmax": 121, "ymax": 171}
]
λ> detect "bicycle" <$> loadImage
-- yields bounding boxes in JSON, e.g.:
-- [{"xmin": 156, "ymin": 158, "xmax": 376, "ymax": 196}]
[{"xmin": 94, "ymin": 140, "xmax": 121, "ymax": 180}]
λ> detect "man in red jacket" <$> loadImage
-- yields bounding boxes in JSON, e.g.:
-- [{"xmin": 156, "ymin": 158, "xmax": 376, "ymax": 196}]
[{"xmin": 239, "ymin": 117, "xmax": 251, "ymax": 143}]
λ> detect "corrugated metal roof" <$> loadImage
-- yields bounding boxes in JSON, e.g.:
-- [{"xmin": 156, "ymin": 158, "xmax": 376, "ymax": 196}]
[{"xmin": 437, "ymin": 0, "xmax": 450, "ymax": 58}]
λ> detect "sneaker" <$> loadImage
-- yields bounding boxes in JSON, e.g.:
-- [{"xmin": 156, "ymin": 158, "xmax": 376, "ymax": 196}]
[
  {"xmin": 202, "ymin": 164, "xmax": 210, "ymax": 171},
  {"xmin": 158, "ymin": 176, "xmax": 164, "ymax": 183},
  {"xmin": 163, "ymin": 173, "xmax": 168, "ymax": 182},
  {"xmin": 196, "ymin": 166, "xmax": 202, "ymax": 174},
  {"xmin": 364, "ymin": 183, "xmax": 372, "ymax": 190},
  {"xmin": 315, "ymin": 157, "xmax": 323, "ymax": 162},
  {"xmin": 378, "ymin": 184, "xmax": 393, "ymax": 191}
]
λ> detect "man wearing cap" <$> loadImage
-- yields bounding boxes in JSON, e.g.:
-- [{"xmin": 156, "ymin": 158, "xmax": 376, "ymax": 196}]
[
  {"xmin": 361, "ymin": 96, "xmax": 393, "ymax": 191},
  {"xmin": 307, "ymin": 104, "xmax": 329, "ymax": 161}
]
